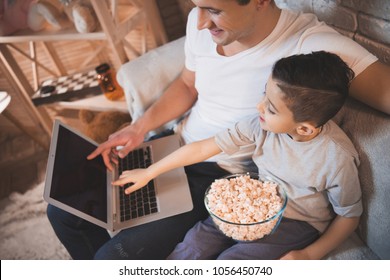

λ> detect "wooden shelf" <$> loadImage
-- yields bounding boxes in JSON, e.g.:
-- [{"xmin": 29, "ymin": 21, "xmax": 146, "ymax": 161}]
[
  {"xmin": 0, "ymin": 1, "xmax": 146, "ymax": 43},
  {"xmin": 0, "ymin": 0, "xmax": 167, "ymax": 149},
  {"xmin": 0, "ymin": 29, "xmax": 107, "ymax": 43}
]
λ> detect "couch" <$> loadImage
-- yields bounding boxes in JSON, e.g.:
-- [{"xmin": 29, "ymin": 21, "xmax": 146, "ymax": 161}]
[{"xmin": 117, "ymin": 37, "xmax": 390, "ymax": 260}]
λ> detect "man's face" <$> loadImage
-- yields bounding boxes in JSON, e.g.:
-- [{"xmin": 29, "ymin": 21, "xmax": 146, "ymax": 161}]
[{"xmin": 192, "ymin": 0, "xmax": 258, "ymax": 46}]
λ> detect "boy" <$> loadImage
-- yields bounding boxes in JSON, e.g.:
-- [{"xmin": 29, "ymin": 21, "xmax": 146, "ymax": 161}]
[{"xmin": 114, "ymin": 51, "xmax": 362, "ymax": 260}]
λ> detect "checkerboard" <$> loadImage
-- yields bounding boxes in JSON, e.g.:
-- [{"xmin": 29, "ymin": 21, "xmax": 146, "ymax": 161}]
[{"xmin": 32, "ymin": 70, "xmax": 102, "ymax": 106}]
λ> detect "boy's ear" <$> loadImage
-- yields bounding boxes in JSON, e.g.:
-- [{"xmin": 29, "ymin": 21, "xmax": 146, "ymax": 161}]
[{"xmin": 296, "ymin": 123, "xmax": 316, "ymax": 136}]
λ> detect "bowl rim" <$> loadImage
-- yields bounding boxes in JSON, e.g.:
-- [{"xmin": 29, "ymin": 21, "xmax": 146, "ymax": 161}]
[{"xmin": 204, "ymin": 172, "xmax": 288, "ymax": 226}]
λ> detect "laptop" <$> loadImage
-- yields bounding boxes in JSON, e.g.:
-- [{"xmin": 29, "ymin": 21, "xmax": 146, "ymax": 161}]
[{"xmin": 43, "ymin": 120, "xmax": 193, "ymax": 232}]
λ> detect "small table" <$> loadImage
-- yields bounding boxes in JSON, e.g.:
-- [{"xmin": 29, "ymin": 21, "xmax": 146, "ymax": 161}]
[{"xmin": 58, "ymin": 94, "xmax": 128, "ymax": 113}]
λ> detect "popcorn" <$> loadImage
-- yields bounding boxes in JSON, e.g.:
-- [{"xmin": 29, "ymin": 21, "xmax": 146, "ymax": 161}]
[{"xmin": 205, "ymin": 174, "xmax": 285, "ymax": 241}]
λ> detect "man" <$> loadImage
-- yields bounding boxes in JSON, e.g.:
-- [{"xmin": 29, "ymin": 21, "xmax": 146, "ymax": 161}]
[{"xmin": 47, "ymin": 0, "xmax": 390, "ymax": 259}]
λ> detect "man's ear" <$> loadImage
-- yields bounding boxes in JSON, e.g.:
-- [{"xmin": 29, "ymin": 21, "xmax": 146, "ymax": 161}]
[
  {"xmin": 256, "ymin": 0, "xmax": 273, "ymax": 9},
  {"xmin": 296, "ymin": 123, "xmax": 317, "ymax": 136}
]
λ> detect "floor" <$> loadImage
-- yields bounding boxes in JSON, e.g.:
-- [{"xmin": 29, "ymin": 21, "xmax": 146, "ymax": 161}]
[{"xmin": 0, "ymin": 180, "xmax": 71, "ymax": 260}]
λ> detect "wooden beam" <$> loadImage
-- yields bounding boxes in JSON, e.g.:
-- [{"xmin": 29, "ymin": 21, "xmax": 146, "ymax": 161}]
[
  {"xmin": 2, "ymin": 110, "xmax": 49, "ymax": 151},
  {"xmin": 29, "ymin": 41, "xmax": 39, "ymax": 90},
  {"xmin": 0, "ymin": 44, "xmax": 52, "ymax": 138},
  {"xmin": 7, "ymin": 43, "xmax": 59, "ymax": 77},
  {"xmin": 91, "ymin": 0, "xmax": 128, "ymax": 70},
  {"xmin": 41, "ymin": 42, "xmax": 67, "ymax": 76},
  {"xmin": 142, "ymin": 0, "xmax": 168, "ymax": 46}
]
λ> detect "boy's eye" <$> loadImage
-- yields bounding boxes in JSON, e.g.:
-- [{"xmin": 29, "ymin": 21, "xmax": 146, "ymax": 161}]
[
  {"xmin": 267, "ymin": 102, "xmax": 276, "ymax": 115},
  {"xmin": 267, "ymin": 105, "xmax": 276, "ymax": 115}
]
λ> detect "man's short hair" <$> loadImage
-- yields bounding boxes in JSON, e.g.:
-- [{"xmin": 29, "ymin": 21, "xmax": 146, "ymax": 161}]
[
  {"xmin": 237, "ymin": 0, "xmax": 251, "ymax": 5},
  {"xmin": 272, "ymin": 51, "xmax": 355, "ymax": 127}
]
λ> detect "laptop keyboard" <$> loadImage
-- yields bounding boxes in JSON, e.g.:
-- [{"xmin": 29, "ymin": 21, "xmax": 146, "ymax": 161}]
[{"xmin": 118, "ymin": 146, "xmax": 158, "ymax": 222}]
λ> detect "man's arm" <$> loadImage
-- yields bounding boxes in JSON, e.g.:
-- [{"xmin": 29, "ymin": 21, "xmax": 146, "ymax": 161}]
[
  {"xmin": 132, "ymin": 67, "xmax": 198, "ymax": 140},
  {"xmin": 350, "ymin": 61, "xmax": 390, "ymax": 114},
  {"xmin": 113, "ymin": 137, "xmax": 222, "ymax": 194},
  {"xmin": 280, "ymin": 215, "xmax": 360, "ymax": 260},
  {"xmin": 88, "ymin": 67, "xmax": 198, "ymax": 170}
]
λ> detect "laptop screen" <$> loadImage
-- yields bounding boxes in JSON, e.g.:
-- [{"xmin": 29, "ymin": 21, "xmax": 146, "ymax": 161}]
[{"xmin": 49, "ymin": 124, "xmax": 108, "ymax": 223}]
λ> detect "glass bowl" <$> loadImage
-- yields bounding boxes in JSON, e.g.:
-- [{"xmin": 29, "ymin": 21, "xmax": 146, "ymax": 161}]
[{"xmin": 204, "ymin": 173, "xmax": 287, "ymax": 242}]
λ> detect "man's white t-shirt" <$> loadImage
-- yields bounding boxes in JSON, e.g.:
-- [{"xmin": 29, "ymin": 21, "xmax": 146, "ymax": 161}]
[{"xmin": 177, "ymin": 8, "xmax": 377, "ymax": 173}]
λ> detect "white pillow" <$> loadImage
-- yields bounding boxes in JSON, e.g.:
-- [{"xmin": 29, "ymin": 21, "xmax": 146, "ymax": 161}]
[{"xmin": 117, "ymin": 37, "xmax": 186, "ymax": 123}]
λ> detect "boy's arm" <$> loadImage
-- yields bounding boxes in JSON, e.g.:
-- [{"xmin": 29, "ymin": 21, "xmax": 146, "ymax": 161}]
[
  {"xmin": 280, "ymin": 215, "xmax": 360, "ymax": 260},
  {"xmin": 113, "ymin": 137, "xmax": 222, "ymax": 194}
]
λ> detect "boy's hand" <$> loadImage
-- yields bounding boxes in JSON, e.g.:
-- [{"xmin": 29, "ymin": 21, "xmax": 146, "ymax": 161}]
[{"xmin": 112, "ymin": 168, "xmax": 152, "ymax": 194}]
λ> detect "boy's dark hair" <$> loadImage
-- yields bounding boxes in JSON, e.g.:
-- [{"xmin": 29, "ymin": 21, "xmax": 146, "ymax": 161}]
[
  {"xmin": 236, "ymin": 0, "xmax": 275, "ymax": 5},
  {"xmin": 272, "ymin": 51, "xmax": 355, "ymax": 127}
]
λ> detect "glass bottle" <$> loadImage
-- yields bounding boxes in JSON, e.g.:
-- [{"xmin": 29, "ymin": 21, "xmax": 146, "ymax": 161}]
[{"xmin": 95, "ymin": 63, "xmax": 124, "ymax": 101}]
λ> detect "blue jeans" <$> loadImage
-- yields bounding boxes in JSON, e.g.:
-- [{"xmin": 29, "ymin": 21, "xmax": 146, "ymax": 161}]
[
  {"xmin": 167, "ymin": 217, "xmax": 319, "ymax": 260},
  {"xmin": 47, "ymin": 162, "xmax": 231, "ymax": 259}
]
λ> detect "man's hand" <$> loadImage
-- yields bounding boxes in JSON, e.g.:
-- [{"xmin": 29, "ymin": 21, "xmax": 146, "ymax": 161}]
[{"xmin": 87, "ymin": 124, "xmax": 145, "ymax": 171}]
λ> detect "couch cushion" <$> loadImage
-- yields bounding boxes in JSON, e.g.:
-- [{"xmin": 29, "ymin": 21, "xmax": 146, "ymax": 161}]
[
  {"xmin": 117, "ymin": 37, "xmax": 185, "ymax": 131},
  {"xmin": 333, "ymin": 98, "xmax": 390, "ymax": 259},
  {"xmin": 325, "ymin": 232, "xmax": 379, "ymax": 259}
]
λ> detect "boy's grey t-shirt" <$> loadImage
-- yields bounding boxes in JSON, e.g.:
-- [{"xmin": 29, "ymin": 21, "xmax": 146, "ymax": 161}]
[{"xmin": 215, "ymin": 115, "xmax": 363, "ymax": 233}]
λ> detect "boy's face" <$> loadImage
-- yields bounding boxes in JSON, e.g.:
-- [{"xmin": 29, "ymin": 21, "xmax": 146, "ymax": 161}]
[
  {"xmin": 257, "ymin": 76, "xmax": 298, "ymax": 135},
  {"xmin": 192, "ymin": 0, "xmax": 259, "ymax": 46}
]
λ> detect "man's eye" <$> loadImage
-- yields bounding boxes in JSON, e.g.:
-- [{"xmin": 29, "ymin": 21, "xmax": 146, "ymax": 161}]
[{"xmin": 208, "ymin": 9, "xmax": 221, "ymax": 15}]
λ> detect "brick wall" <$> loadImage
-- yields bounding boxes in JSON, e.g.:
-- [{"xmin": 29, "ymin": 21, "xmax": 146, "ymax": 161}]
[
  {"xmin": 275, "ymin": 0, "xmax": 390, "ymax": 64},
  {"xmin": 156, "ymin": 0, "xmax": 187, "ymax": 41}
]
